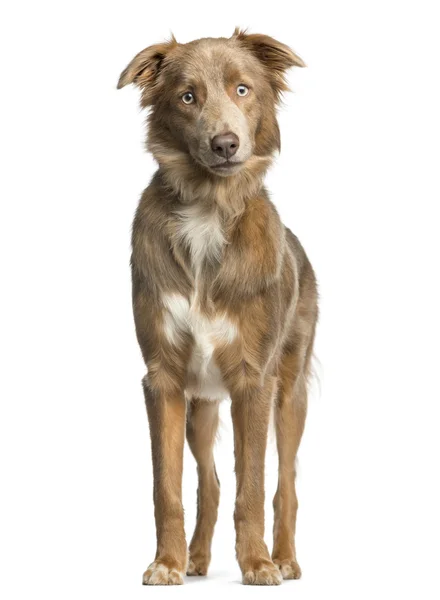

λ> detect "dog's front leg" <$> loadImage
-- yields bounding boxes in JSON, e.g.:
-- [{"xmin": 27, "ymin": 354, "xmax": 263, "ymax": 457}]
[
  {"xmin": 231, "ymin": 376, "xmax": 283, "ymax": 585},
  {"xmin": 142, "ymin": 380, "xmax": 187, "ymax": 585}
]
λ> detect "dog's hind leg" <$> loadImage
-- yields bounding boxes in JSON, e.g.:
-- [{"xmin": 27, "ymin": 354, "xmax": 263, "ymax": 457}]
[
  {"xmin": 272, "ymin": 341, "xmax": 311, "ymax": 580},
  {"xmin": 186, "ymin": 398, "xmax": 221, "ymax": 576}
]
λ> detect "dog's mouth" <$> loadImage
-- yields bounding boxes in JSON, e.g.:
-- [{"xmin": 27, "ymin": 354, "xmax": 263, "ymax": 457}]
[
  {"xmin": 189, "ymin": 151, "xmax": 247, "ymax": 177},
  {"xmin": 207, "ymin": 160, "xmax": 244, "ymax": 176}
]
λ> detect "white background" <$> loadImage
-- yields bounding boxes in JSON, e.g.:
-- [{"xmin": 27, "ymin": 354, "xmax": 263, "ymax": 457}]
[{"xmin": 1, "ymin": 1, "xmax": 439, "ymax": 598}]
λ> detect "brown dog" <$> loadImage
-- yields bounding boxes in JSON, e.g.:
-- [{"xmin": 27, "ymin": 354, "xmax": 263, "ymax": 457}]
[{"xmin": 118, "ymin": 29, "xmax": 318, "ymax": 586}]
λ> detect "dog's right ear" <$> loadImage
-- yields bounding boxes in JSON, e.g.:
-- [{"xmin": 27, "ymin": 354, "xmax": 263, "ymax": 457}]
[
  {"xmin": 233, "ymin": 28, "xmax": 305, "ymax": 101},
  {"xmin": 117, "ymin": 38, "xmax": 177, "ymax": 104}
]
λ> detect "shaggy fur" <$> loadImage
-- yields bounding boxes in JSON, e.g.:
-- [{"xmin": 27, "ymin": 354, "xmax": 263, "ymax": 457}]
[{"xmin": 118, "ymin": 28, "xmax": 318, "ymax": 586}]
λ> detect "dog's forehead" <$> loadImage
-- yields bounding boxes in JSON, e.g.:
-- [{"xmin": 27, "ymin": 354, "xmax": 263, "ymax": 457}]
[{"xmin": 169, "ymin": 38, "xmax": 260, "ymax": 84}]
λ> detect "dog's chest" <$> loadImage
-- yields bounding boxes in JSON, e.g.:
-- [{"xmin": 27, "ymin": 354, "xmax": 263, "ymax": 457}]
[
  {"xmin": 163, "ymin": 294, "xmax": 236, "ymax": 400},
  {"xmin": 173, "ymin": 204, "xmax": 226, "ymax": 274},
  {"xmin": 163, "ymin": 205, "xmax": 234, "ymax": 401}
]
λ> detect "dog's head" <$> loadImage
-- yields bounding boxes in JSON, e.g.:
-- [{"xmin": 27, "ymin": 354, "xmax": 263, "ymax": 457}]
[{"xmin": 118, "ymin": 30, "xmax": 304, "ymax": 178}]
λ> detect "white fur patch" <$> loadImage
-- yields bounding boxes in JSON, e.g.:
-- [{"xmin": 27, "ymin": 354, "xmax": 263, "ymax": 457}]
[
  {"xmin": 174, "ymin": 204, "xmax": 226, "ymax": 273},
  {"xmin": 162, "ymin": 292, "xmax": 236, "ymax": 401},
  {"xmin": 162, "ymin": 294, "xmax": 190, "ymax": 346}
]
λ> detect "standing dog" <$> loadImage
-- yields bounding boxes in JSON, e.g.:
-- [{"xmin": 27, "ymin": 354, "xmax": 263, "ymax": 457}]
[{"xmin": 118, "ymin": 29, "xmax": 318, "ymax": 586}]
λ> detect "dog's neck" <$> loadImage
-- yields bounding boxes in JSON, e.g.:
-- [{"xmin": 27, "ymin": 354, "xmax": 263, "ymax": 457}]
[{"xmin": 152, "ymin": 148, "xmax": 273, "ymax": 222}]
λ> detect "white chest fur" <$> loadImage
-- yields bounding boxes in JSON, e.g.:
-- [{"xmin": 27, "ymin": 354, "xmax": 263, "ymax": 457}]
[
  {"xmin": 162, "ymin": 293, "xmax": 236, "ymax": 401},
  {"xmin": 173, "ymin": 203, "xmax": 226, "ymax": 273},
  {"xmin": 162, "ymin": 204, "xmax": 235, "ymax": 400}
]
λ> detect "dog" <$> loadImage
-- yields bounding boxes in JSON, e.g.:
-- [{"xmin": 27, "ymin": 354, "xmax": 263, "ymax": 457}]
[{"xmin": 117, "ymin": 28, "xmax": 318, "ymax": 586}]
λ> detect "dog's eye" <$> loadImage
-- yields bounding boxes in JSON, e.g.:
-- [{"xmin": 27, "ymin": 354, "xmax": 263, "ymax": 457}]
[
  {"xmin": 182, "ymin": 92, "xmax": 195, "ymax": 105},
  {"xmin": 237, "ymin": 85, "xmax": 249, "ymax": 97}
]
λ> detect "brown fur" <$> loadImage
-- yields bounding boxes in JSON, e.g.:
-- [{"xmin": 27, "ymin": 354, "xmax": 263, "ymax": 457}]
[{"xmin": 118, "ymin": 29, "xmax": 318, "ymax": 585}]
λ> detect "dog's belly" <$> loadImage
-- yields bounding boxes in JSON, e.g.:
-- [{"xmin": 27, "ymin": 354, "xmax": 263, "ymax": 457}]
[{"xmin": 162, "ymin": 293, "xmax": 236, "ymax": 401}]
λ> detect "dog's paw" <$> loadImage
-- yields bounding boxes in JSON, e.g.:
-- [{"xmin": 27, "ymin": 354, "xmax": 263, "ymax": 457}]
[
  {"xmin": 242, "ymin": 560, "xmax": 283, "ymax": 586},
  {"xmin": 273, "ymin": 558, "xmax": 302, "ymax": 580},
  {"xmin": 187, "ymin": 557, "xmax": 209, "ymax": 576},
  {"xmin": 142, "ymin": 561, "xmax": 184, "ymax": 585}
]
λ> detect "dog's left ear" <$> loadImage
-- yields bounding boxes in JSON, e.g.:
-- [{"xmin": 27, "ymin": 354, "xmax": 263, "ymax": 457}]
[
  {"xmin": 117, "ymin": 37, "xmax": 177, "ymax": 104},
  {"xmin": 233, "ymin": 29, "xmax": 305, "ymax": 97}
]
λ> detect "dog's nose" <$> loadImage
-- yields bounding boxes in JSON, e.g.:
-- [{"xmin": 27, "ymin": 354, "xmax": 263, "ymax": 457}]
[{"xmin": 211, "ymin": 133, "xmax": 240, "ymax": 159}]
